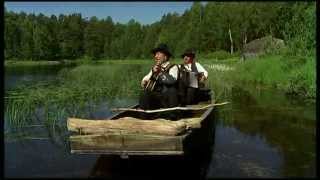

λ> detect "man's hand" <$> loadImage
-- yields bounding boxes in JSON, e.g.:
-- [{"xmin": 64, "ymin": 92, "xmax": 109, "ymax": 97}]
[
  {"xmin": 199, "ymin": 75, "xmax": 206, "ymax": 83},
  {"xmin": 152, "ymin": 64, "xmax": 161, "ymax": 74},
  {"xmin": 197, "ymin": 73, "xmax": 206, "ymax": 82}
]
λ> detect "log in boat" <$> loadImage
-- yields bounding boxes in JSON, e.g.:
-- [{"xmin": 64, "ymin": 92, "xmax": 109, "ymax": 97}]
[{"xmin": 67, "ymin": 101, "xmax": 228, "ymax": 158}]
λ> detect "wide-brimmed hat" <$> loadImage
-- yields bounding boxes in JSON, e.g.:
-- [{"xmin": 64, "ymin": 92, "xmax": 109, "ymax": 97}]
[
  {"xmin": 151, "ymin": 43, "xmax": 172, "ymax": 58},
  {"xmin": 181, "ymin": 48, "xmax": 196, "ymax": 58}
]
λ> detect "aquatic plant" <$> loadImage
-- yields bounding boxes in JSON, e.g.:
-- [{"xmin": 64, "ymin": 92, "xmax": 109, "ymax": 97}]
[{"xmin": 4, "ymin": 63, "xmax": 150, "ymax": 134}]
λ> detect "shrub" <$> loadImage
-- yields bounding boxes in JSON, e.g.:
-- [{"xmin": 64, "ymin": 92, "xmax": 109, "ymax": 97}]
[
  {"xmin": 201, "ymin": 50, "xmax": 238, "ymax": 60},
  {"xmin": 286, "ymin": 57, "xmax": 316, "ymax": 98}
]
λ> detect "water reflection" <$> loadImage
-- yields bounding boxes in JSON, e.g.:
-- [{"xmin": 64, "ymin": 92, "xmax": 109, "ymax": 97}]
[
  {"xmin": 4, "ymin": 65, "xmax": 73, "ymax": 90},
  {"xmin": 207, "ymin": 124, "xmax": 282, "ymax": 178}
]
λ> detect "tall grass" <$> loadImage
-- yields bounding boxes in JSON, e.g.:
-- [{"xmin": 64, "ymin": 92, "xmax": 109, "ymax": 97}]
[
  {"xmin": 206, "ymin": 68, "xmax": 234, "ymax": 102},
  {"xmin": 60, "ymin": 64, "xmax": 147, "ymax": 98},
  {"xmin": 232, "ymin": 56, "xmax": 287, "ymax": 85},
  {"xmin": 205, "ymin": 54, "xmax": 316, "ymax": 102},
  {"xmin": 286, "ymin": 57, "xmax": 316, "ymax": 98},
  {"xmin": 229, "ymin": 55, "xmax": 316, "ymax": 99},
  {"xmin": 5, "ymin": 63, "xmax": 150, "ymax": 130}
]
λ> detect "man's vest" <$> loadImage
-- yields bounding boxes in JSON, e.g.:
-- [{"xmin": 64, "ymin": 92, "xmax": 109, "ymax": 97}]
[
  {"xmin": 178, "ymin": 62, "xmax": 199, "ymax": 87},
  {"xmin": 177, "ymin": 63, "xmax": 210, "ymax": 104}
]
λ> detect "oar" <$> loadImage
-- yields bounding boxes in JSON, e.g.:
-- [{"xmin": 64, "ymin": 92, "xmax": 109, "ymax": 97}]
[{"xmin": 111, "ymin": 102, "xmax": 230, "ymax": 113}]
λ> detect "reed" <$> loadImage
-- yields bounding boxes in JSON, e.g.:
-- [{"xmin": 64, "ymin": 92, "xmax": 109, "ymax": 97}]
[
  {"xmin": 5, "ymin": 63, "xmax": 150, "ymax": 132},
  {"xmin": 230, "ymin": 55, "xmax": 316, "ymax": 99}
]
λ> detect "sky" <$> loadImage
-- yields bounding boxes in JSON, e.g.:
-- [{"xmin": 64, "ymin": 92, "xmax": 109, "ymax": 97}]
[{"xmin": 4, "ymin": 2, "xmax": 197, "ymax": 25}]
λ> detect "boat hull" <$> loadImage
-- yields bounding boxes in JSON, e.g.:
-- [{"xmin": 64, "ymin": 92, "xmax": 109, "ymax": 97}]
[{"xmin": 68, "ymin": 103, "xmax": 216, "ymax": 157}]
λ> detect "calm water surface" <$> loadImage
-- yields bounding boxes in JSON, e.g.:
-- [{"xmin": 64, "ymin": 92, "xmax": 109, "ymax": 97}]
[
  {"xmin": 4, "ymin": 65, "xmax": 72, "ymax": 90},
  {"xmin": 4, "ymin": 65, "xmax": 316, "ymax": 178}
]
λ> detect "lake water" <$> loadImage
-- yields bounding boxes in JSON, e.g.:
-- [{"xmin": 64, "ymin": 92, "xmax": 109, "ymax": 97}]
[{"xmin": 4, "ymin": 65, "xmax": 316, "ymax": 178}]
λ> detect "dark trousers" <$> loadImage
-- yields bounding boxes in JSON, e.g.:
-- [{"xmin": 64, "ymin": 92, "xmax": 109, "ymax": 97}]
[
  {"xmin": 178, "ymin": 87, "xmax": 196, "ymax": 106},
  {"xmin": 186, "ymin": 87, "xmax": 198, "ymax": 105},
  {"xmin": 139, "ymin": 87, "xmax": 179, "ymax": 110},
  {"xmin": 180, "ymin": 87, "xmax": 211, "ymax": 106}
]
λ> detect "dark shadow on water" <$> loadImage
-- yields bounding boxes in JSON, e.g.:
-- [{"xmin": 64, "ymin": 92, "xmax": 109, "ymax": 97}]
[{"xmin": 89, "ymin": 155, "xmax": 204, "ymax": 179}]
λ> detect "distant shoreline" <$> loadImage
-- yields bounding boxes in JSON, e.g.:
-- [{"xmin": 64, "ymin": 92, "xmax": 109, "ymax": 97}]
[{"xmin": 4, "ymin": 60, "xmax": 76, "ymax": 66}]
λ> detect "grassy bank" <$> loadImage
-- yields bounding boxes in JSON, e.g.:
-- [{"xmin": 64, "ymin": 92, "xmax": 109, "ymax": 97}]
[{"xmin": 206, "ymin": 55, "xmax": 316, "ymax": 100}]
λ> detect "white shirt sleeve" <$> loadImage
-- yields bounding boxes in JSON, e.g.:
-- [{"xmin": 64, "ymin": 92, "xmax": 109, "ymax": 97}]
[
  {"xmin": 196, "ymin": 62, "xmax": 208, "ymax": 78},
  {"xmin": 142, "ymin": 70, "xmax": 152, "ymax": 82},
  {"xmin": 168, "ymin": 65, "xmax": 179, "ymax": 81}
]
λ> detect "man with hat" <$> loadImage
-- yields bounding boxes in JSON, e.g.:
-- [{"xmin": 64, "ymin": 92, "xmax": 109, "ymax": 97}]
[
  {"xmin": 139, "ymin": 43, "xmax": 179, "ymax": 110},
  {"xmin": 178, "ymin": 48, "xmax": 208, "ymax": 105}
]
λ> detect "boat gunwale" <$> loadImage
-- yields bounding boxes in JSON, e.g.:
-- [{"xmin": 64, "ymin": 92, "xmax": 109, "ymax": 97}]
[
  {"xmin": 108, "ymin": 104, "xmax": 139, "ymax": 120},
  {"xmin": 71, "ymin": 150, "xmax": 184, "ymax": 155},
  {"xmin": 109, "ymin": 102, "xmax": 214, "ymax": 121}
]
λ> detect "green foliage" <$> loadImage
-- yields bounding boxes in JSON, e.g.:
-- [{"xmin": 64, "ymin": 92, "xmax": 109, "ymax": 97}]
[
  {"xmin": 60, "ymin": 64, "xmax": 147, "ymax": 98},
  {"xmin": 59, "ymin": 13, "xmax": 84, "ymax": 59},
  {"xmin": 230, "ymin": 55, "xmax": 315, "ymax": 99},
  {"xmin": 236, "ymin": 56, "xmax": 290, "ymax": 86},
  {"xmin": 5, "ymin": 11, "xmax": 22, "ymax": 59},
  {"xmin": 200, "ymin": 50, "xmax": 237, "ymax": 60},
  {"xmin": 84, "ymin": 16, "xmax": 106, "ymax": 60},
  {"xmin": 281, "ymin": 2, "xmax": 316, "ymax": 57},
  {"xmin": 4, "ymin": 2, "xmax": 315, "ymax": 64},
  {"xmin": 77, "ymin": 56, "xmax": 95, "ymax": 65},
  {"xmin": 140, "ymin": 24, "xmax": 161, "ymax": 59},
  {"xmin": 286, "ymin": 57, "xmax": 316, "ymax": 98}
]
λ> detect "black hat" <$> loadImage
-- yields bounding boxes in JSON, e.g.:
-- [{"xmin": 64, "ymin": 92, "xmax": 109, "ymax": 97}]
[
  {"xmin": 181, "ymin": 48, "xmax": 196, "ymax": 58},
  {"xmin": 151, "ymin": 43, "xmax": 172, "ymax": 58}
]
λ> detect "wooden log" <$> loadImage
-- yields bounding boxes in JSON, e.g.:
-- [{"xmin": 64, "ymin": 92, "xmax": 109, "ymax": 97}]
[
  {"xmin": 70, "ymin": 133, "xmax": 185, "ymax": 153},
  {"xmin": 67, "ymin": 117, "xmax": 202, "ymax": 136},
  {"xmin": 180, "ymin": 117, "xmax": 202, "ymax": 129}
]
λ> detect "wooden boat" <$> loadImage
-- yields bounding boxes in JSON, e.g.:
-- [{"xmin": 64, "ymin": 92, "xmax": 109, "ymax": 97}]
[{"xmin": 67, "ymin": 101, "xmax": 228, "ymax": 158}]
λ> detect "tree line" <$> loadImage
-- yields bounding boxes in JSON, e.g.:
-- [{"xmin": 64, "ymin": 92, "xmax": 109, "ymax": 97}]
[{"xmin": 4, "ymin": 2, "xmax": 315, "ymax": 61}]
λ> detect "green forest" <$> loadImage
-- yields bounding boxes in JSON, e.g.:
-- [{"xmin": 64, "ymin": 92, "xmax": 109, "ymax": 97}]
[{"xmin": 5, "ymin": 2, "xmax": 315, "ymax": 61}]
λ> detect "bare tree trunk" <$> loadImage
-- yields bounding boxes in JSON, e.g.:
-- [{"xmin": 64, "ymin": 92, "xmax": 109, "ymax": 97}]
[
  {"xmin": 228, "ymin": 26, "xmax": 233, "ymax": 54},
  {"xmin": 243, "ymin": 32, "xmax": 247, "ymax": 46},
  {"xmin": 240, "ymin": 32, "xmax": 247, "ymax": 62}
]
